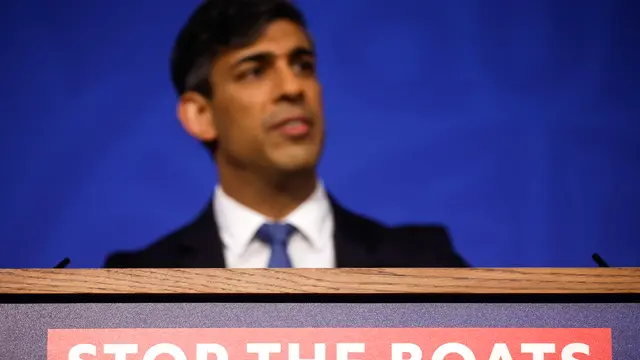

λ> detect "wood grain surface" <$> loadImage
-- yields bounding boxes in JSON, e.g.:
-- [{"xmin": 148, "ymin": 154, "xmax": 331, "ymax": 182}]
[{"xmin": 0, "ymin": 268, "xmax": 638, "ymax": 294}]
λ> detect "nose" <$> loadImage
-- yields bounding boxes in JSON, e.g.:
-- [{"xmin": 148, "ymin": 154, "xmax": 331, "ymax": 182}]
[{"xmin": 274, "ymin": 65, "xmax": 304, "ymax": 103}]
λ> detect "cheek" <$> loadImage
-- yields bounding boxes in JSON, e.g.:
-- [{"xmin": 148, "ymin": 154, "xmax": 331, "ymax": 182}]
[
  {"xmin": 305, "ymin": 83, "xmax": 324, "ymax": 115},
  {"xmin": 213, "ymin": 96, "xmax": 267, "ymax": 148}
]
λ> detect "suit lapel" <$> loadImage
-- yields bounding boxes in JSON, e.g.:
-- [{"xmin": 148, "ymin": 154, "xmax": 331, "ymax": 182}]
[
  {"xmin": 173, "ymin": 201, "xmax": 227, "ymax": 268},
  {"xmin": 173, "ymin": 194, "xmax": 382, "ymax": 268},
  {"xmin": 329, "ymin": 195, "xmax": 382, "ymax": 268}
]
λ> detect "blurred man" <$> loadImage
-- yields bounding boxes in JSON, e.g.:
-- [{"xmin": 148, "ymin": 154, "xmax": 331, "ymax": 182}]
[{"xmin": 103, "ymin": 0, "xmax": 468, "ymax": 268}]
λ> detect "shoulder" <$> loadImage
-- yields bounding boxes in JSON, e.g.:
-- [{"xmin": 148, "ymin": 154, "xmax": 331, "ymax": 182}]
[
  {"xmin": 103, "ymin": 204, "xmax": 214, "ymax": 268},
  {"xmin": 383, "ymin": 222, "xmax": 470, "ymax": 267},
  {"xmin": 342, "ymin": 207, "xmax": 469, "ymax": 267},
  {"xmin": 329, "ymin": 196, "xmax": 469, "ymax": 268},
  {"xmin": 102, "ymin": 231, "xmax": 184, "ymax": 268},
  {"xmin": 333, "ymin": 199, "xmax": 470, "ymax": 267}
]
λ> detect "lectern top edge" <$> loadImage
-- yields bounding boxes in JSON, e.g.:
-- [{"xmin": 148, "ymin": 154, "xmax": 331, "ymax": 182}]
[{"xmin": 0, "ymin": 267, "xmax": 638, "ymax": 295}]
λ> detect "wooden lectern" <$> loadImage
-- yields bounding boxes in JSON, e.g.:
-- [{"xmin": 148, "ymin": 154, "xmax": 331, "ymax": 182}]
[{"xmin": 1, "ymin": 268, "xmax": 639, "ymax": 359}]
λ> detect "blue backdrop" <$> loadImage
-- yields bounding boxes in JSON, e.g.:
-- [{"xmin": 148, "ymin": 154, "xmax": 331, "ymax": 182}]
[{"xmin": 1, "ymin": 0, "xmax": 638, "ymax": 268}]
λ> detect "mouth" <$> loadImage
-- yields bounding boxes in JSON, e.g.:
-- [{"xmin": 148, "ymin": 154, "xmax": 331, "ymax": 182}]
[{"xmin": 270, "ymin": 116, "xmax": 312, "ymax": 137}]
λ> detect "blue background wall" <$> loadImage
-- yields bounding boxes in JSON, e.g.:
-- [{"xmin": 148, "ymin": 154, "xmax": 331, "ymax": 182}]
[{"xmin": 1, "ymin": 0, "xmax": 638, "ymax": 268}]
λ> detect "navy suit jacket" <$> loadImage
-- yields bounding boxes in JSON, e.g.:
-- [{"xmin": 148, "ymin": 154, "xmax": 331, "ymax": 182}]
[{"xmin": 103, "ymin": 195, "xmax": 469, "ymax": 268}]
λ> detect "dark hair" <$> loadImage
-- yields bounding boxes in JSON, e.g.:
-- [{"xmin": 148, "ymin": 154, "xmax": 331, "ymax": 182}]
[{"xmin": 170, "ymin": 0, "xmax": 308, "ymax": 99}]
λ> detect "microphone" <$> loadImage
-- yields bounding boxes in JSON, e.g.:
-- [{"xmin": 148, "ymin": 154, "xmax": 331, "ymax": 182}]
[
  {"xmin": 54, "ymin": 257, "xmax": 71, "ymax": 269},
  {"xmin": 591, "ymin": 253, "xmax": 609, "ymax": 267}
]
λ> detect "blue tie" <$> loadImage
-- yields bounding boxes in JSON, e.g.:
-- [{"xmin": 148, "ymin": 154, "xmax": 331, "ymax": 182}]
[{"xmin": 257, "ymin": 223, "xmax": 295, "ymax": 268}]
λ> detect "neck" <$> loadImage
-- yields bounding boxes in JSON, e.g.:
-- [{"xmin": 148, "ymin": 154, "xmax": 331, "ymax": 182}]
[{"xmin": 217, "ymin": 165, "xmax": 318, "ymax": 221}]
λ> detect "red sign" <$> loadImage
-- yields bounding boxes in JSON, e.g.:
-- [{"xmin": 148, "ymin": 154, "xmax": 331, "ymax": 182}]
[{"xmin": 47, "ymin": 328, "xmax": 611, "ymax": 360}]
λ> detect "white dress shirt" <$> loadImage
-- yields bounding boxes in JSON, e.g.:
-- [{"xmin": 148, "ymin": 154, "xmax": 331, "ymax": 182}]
[{"xmin": 213, "ymin": 181, "xmax": 336, "ymax": 268}]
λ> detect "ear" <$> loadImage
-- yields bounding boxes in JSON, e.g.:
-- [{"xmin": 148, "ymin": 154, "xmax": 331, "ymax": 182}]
[{"xmin": 176, "ymin": 92, "xmax": 217, "ymax": 142}]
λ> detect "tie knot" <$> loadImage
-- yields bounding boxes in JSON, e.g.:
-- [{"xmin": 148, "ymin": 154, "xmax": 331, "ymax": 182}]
[{"xmin": 257, "ymin": 222, "xmax": 295, "ymax": 246}]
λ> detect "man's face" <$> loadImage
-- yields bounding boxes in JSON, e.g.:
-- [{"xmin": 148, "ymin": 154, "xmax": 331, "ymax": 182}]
[{"xmin": 206, "ymin": 19, "xmax": 324, "ymax": 174}]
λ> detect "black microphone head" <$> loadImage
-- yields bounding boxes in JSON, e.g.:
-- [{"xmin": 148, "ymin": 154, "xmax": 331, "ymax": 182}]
[
  {"xmin": 54, "ymin": 257, "xmax": 71, "ymax": 269},
  {"xmin": 592, "ymin": 253, "xmax": 609, "ymax": 268}
]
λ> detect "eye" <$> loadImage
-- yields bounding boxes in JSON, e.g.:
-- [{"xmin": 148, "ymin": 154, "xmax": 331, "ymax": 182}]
[
  {"xmin": 293, "ymin": 59, "xmax": 316, "ymax": 75},
  {"xmin": 237, "ymin": 65, "xmax": 265, "ymax": 81}
]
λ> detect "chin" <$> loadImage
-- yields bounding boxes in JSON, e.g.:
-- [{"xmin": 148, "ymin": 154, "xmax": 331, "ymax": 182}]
[
  {"xmin": 272, "ymin": 153, "xmax": 319, "ymax": 172},
  {"xmin": 276, "ymin": 159, "xmax": 317, "ymax": 173},
  {"xmin": 267, "ymin": 143, "xmax": 322, "ymax": 172}
]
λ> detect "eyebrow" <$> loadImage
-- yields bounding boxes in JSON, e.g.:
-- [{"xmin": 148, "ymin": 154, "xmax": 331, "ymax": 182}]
[{"xmin": 230, "ymin": 46, "xmax": 315, "ymax": 69}]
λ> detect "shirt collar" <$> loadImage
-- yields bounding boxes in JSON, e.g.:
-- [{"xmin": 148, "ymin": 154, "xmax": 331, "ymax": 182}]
[
  {"xmin": 213, "ymin": 181, "xmax": 332, "ymax": 255},
  {"xmin": 284, "ymin": 181, "xmax": 332, "ymax": 250}
]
